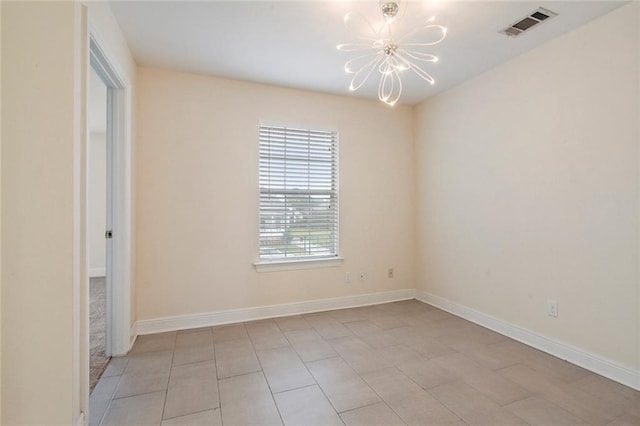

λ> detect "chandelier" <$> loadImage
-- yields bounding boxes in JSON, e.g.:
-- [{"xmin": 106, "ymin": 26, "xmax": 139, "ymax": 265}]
[{"xmin": 337, "ymin": 1, "xmax": 447, "ymax": 106}]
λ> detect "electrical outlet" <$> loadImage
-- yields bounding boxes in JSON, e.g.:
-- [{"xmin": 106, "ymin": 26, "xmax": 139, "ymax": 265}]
[
  {"xmin": 358, "ymin": 271, "xmax": 366, "ymax": 281},
  {"xmin": 388, "ymin": 268, "xmax": 394, "ymax": 279},
  {"xmin": 344, "ymin": 272, "xmax": 351, "ymax": 283},
  {"xmin": 547, "ymin": 300, "xmax": 558, "ymax": 318}
]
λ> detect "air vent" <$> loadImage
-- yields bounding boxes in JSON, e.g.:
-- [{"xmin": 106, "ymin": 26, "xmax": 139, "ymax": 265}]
[{"xmin": 501, "ymin": 7, "xmax": 557, "ymax": 37}]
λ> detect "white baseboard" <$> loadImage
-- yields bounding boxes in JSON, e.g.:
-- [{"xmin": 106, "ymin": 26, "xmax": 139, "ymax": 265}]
[
  {"xmin": 135, "ymin": 288, "xmax": 416, "ymax": 335},
  {"xmin": 416, "ymin": 290, "xmax": 640, "ymax": 391},
  {"xmin": 129, "ymin": 323, "xmax": 138, "ymax": 352},
  {"xmin": 111, "ymin": 328, "xmax": 137, "ymax": 357},
  {"xmin": 89, "ymin": 268, "xmax": 106, "ymax": 278}
]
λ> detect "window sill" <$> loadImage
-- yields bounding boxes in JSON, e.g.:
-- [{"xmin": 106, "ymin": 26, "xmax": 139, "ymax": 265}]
[{"xmin": 253, "ymin": 256, "xmax": 344, "ymax": 273}]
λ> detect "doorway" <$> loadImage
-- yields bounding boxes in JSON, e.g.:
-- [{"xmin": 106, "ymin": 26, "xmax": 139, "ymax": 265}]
[
  {"xmin": 87, "ymin": 34, "xmax": 132, "ymax": 397},
  {"xmin": 88, "ymin": 64, "xmax": 111, "ymax": 391}
]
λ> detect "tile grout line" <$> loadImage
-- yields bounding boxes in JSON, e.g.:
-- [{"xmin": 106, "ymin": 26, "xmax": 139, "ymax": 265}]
[
  {"xmin": 270, "ymin": 382, "xmax": 317, "ymax": 396},
  {"xmin": 429, "ymin": 350, "xmax": 534, "ymax": 409},
  {"xmin": 96, "ymin": 377, "xmax": 120, "ymax": 426},
  {"xmin": 245, "ymin": 323, "xmax": 286, "ymax": 426},
  {"xmin": 159, "ymin": 333, "xmax": 178, "ymax": 422},
  {"xmin": 305, "ymin": 335, "xmax": 389, "ymax": 419},
  {"xmin": 342, "ymin": 311, "xmax": 463, "ymax": 425},
  {"xmin": 280, "ymin": 318, "xmax": 345, "ymax": 423},
  {"xmin": 210, "ymin": 326, "xmax": 226, "ymax": 426},
  {"xmin": 339, "ymin": 365, "xmax": 407, "ymax": 423},
  {"xmin": 94, "ymin": 373, "xmax": 123, "ymax": 426},
  {"xmin": 161, "ymin": 407, "xmax": 217, "ymax": 422},
  {"xmin": 326, "ymin": 318, "xmax": 385, "ymax": 411},
  {"xmin": 204, "ymin": 327, "xmax": 221, "ymax": 424},
  {"xmin": 161, "ymin": 328, "xmax": 220, "ymax": 423},
  {"xmin": 97, "ymin": 397, "xmax": 113, "ymax": 426},
  {"xmin": 331, "ymin": 310, "xmax": 429, "ymax": 425}
]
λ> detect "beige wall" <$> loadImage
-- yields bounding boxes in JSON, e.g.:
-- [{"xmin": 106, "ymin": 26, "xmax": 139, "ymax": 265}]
[
  {"xmin": 637, "ymin": 0, "xmax": 640, "ymax": 380},
  {"xmin": 136, "ymin": 67, "xmax": 415, "ymax": 321},
  {"xmin": 414, "ymin": 3, "xmax": 639, "ymax": 370},
  {"xmin": 1, "ymin": 2, "xmax": 85, "ymax": 423},
  {"xmin": 0, "ymin": 1, "xmax": 3, "ymax": 420},
  {"xmin": 89, "ymin": 132, "xmax": 107, "ymax": 273},
  {"xmin": 0, "ymin": 1, "xmax": 135, "ymax": 422}
]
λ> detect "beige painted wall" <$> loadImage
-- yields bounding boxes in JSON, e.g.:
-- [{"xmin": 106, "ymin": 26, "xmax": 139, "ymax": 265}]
[
  {"xmin": 414, "ymin": 3, "xmax": 639, "ymax": 370},
  {"xmin": 0, "ymin": 1, "xmax": 134, "ymax": 422},
  {"xmin": 136, "ymin": 67, "xmax": 415, "ymax": 321},
  {"xmin": 1, "ymin": 2, "xmax": 85, "ymax": 423},
  {"xmin": 0, "ymin": 1, "xmax": 3, "ymax": 419},
  {"xmin": 637, "ymin": 0, "xmax": 640, "ymax": 380},
  {"xmin": 89, "ymin": 132, "xmax": 107, "ymax": 273}
]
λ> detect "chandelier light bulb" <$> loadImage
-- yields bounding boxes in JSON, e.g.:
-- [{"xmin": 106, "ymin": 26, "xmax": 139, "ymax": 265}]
[
  {"xmin": 380, "ymin": 1, "xmax": 399, "ymax": 22},
  {"xmin": 337, "ymin": 2, "xmax": 446, "ymax": 106}
]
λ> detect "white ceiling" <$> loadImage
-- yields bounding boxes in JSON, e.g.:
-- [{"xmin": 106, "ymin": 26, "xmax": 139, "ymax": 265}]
[{"xmin": 109, "ymin": 0, "xmax": 626, "ymax": 106}]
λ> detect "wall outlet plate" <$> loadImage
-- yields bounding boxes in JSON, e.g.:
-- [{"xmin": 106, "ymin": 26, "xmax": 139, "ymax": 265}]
[
  {"xmin": 388, "ymin": 268, "xmax": 394, "ymax": 279},
  {"xmin": 358, "ymin": 271, "xmax": 366, "ymax": 281},
  {"xmin": 547, "ymin": 300, "xmax": 558, "ymax": 317}
]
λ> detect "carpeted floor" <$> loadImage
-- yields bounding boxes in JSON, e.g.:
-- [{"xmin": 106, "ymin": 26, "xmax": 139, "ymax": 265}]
[{"xmin": 90, "ymin": 277, "xmax": 110, "ymax": 393}]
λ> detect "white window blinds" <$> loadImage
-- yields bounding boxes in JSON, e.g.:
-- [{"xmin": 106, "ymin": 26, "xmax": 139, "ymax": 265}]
[{"xmin": 259, "ymin": 124, "xmax": 339, "ymax": 260}]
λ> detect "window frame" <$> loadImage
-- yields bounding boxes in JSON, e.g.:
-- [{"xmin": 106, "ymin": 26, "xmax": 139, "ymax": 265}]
[{"xmin": 254, "ymin": 122, "xmax": 342, "ymax": 272}]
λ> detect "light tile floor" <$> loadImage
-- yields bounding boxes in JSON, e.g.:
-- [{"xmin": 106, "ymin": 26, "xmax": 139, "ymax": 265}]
[{"xmin": 90, "ymin": 300, "xmax": 640, "ymax": 425}]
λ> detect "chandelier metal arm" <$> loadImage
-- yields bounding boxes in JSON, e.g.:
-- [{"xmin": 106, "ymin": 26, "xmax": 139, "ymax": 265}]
[
  {"xmin": 397, "ymin": 23, "xmax": 447, "ymax": 45},
  {"xmin": 337, "ymin": 43, "xmax": 378, "ymax": 52},
  {"xmin": 345, "ymin": 51, "xmax": 381, "ymax": 73},
  {"xmin": 397, "ymin": 49, "xmax": 438, "ymax": 63},
  {"xmin": 344, "ymin": 11, "xmax": 382, "ymax": 40},
  {"xmin": 394, "ymin": 52, "xmax": 435, "ymax": 84},
  {"xmin": 349, "ymin": 52, "xmax": 385, "ymax": 92},
  {"xmin": 378, "ymin": 63, "xmax": 402, "ymax": 106}
]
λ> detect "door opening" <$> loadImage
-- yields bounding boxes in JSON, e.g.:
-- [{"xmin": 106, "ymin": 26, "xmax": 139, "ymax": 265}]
[
  {"xmin": 88, "ymin": 64, "xmax": 111, "ymax": 391},
  {"xmin": 87, "ymin": 34, "xmax": 131, "ymax": 398}
]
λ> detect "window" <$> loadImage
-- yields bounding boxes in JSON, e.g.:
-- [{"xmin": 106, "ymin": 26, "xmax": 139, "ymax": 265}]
[{"xmin": 258, "ymin": 124, "xmax": 338, "ymax": 262}]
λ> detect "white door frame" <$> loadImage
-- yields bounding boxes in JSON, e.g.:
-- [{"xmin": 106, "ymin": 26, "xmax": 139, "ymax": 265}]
[{"xmin": 88, "ymin": 33, "xmax": 132, "ymax": 356}]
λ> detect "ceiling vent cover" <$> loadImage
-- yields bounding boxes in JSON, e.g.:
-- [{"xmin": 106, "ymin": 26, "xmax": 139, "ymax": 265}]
[{"xmin": 501, "ymin": 7, "xmax": 557, "ymax": 37}]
